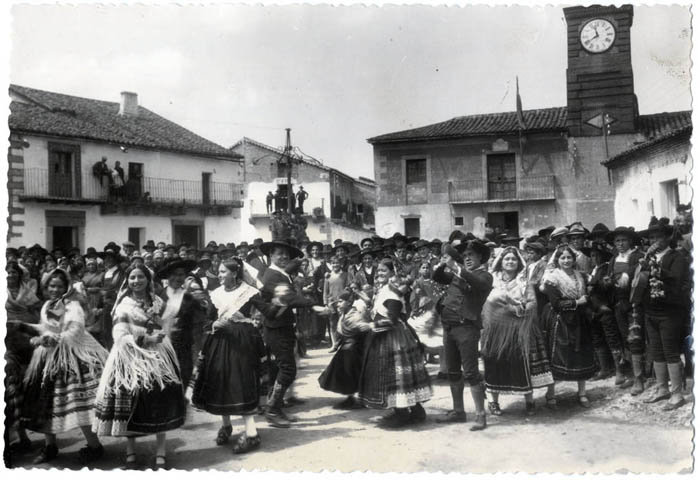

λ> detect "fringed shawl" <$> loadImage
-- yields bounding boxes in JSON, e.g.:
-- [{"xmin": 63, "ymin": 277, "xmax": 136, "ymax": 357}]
[
  {"xmin": 481, "ymin": 270, "xmax": 537, "ymax": 361},
  {"xmin": 25, "ymin": 296, "xmax": 108, "ymax": 384},
  {"xmin": 541, "ymin": 268, "xmax": 586, "ymax": 300}
]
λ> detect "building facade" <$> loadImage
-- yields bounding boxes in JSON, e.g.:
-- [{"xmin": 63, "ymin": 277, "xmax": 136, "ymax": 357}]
[
  {"xmin": 368, "ymin": 5, "xmax": 691, "ymax": 239},
  {"xmin": 8, "ymin": 85, "xmax": 245, "ymax": 251},
  {"xmin": 231, "ymin": 137, "xmax": 376, "ymax": 243}
]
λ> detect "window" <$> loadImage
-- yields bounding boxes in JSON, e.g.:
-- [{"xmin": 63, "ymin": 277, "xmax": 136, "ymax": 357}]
[
  {"xmin": 404, "ymin": 218, "xmax": 420, "ymax": 238},
  {"xmin": 128, "ymin": 228, "xmax": 144, "ymax": 249},
  {"xmin": 487, "ymin": 153, "xmax": 516, "ymax": 200},
  {"xmin": 405, "ymin": 158, "xmax": 427, "ymax": 204},
  {"xmin": 454, "ymin": 216, "xmax": 464, "ymax": 226},
  {"xmin": 48, "ymin": 142, "xmax": 81, "ymax": 199},
  {"xmin": 660, "ymin": 180, "xmax": 679, "ymax": 219}
]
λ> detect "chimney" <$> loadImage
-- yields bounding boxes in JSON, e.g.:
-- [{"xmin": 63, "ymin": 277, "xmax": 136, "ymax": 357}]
[{"xmin": 119, "ymin": 91, "xmax": 138, "ymax": 116}]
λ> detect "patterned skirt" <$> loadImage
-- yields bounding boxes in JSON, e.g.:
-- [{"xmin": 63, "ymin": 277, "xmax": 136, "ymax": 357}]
[
  {"xmin": 318, "ymin": 335, "xmax": 366, "ymax": 395},
  {"xmin": 93, "ymin": 342, "xmax": 185, "ymax": 436},
  {"xmin": 483, "ymin": 327, "xmax": 553, "ymax": 395},
  {"xmin": 191, "ymin": 323, "xmax": 265, "ymax": 415},
  {"xmin": 4, "ymin": 353, "xmax": 25, "ymax": 431},
  {"xmin": 20, "ymin": 357, "xmax": 102, "ymax": 434},
  {"xmin": 356, "ymin": 322, "xmax": 432, "ymax": 409}
]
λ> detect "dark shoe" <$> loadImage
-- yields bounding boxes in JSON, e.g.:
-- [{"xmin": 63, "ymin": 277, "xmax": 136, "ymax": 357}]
[
  {"xmin": 265, "ymin": 407, "xmax": 291, "ymax": 428},
  {"xmin": 578, "ymin": 395, "xmax": 591, "ymax": 408},
  {"xmin": 379, "ymin": 409, "xmax": 412, "ymax": 428},
  {"xmin": 9, "ymin": 438, "xmax": 32, "ymax": 453},
  {"xmin": 525, "ymin": 401, "xmax": 536, "ymax": 416},
  {"xmin": 469, "ymin": 413, "xmax": 487, "ymax": 431},
  {"xmin": 436, "ymin": 372, "xmax": 448, "ymax": 380},
  {"xmin": 78, "ymin": 444, "xmax": 104, "ymax": 464},
  {"xmin": 545, "ymin": 394, "xmax": 558, "ymax": 409},
  {"xmin": 488, "ymin": 401, "xmax": 502, "ymax": 416},
  {"xmin": 216, "ymin": 425, "xmax": 233, "ymax": 446},
  {"xmin": 333, "ymin": 396, "xmax": 357, "ymax": 410},
  {"xmin": 435, "ymin": 410, "xmax": 467, "ymax": 423},
  {"xmin": 409, "ymin": 403, "xmax": 426, "ymax": 423},
  {"xmin": 232, "ymin": 434, "xmax": 261, "ymax": 454},
  {"xmin": 662, "ymin": 394, "xmax": 686, "ymax": 411},
  {"xmin": 643, "ymin": 386, "xmax": 671, "ymax": 403},
  {"xmin": 32, "ymin": 444, "xmax": 59, "ymax": 465}
]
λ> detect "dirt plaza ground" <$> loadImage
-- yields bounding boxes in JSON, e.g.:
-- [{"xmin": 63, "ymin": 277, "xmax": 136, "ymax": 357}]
[{"xmin": 9, "ymin": 347, "xmax": 694, "ymax": 473}]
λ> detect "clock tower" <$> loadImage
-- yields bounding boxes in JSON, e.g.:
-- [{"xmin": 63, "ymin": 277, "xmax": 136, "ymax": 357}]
[{"xmin": 565, "ymin": 5, "xmax": 638, "ymax": 136}]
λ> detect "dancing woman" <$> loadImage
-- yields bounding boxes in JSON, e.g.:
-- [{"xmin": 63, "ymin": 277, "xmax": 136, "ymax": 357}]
[
  {"xmin": 93, "ymin": 265, "xmax": 186, "ymax": 470},
  {"xmin": 481, "ymin": 246, "xmax": 553, "ymax": 416},
  {"xmin": 356, "ymin": 259, "xmax": 432, "ymax": 428},
  {"xmin": 191, "ymin": 259, "xmax": 266, "ymax": 454},
  {"xmin": 21, "ymin": 268, "xmax": 108, "ymax": 465}
]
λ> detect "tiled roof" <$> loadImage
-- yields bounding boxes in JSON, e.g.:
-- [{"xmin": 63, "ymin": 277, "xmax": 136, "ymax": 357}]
[
  {"xmin": 9, "ymin": 85, "xmax": 241, "ymax": 160},
  {"xmin": 603, "ymin": 125, "xmax": 692, "ymax": 166},
  {"xmin": 367, "ymin": 107, "xmax": 693, "ymax": 145},
  {"xmin": 367, "ymin": 107, "xmax": 568, "ymax": 144},
  {"xmin": 230, "ymin": 136, "xmax": 326, "ymax": 168}
]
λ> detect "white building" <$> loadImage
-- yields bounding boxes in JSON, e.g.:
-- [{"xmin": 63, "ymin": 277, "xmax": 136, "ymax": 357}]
[
  {"xmin": 230, "ymin": 137, "xmax": 376, "ymax": 243},
  {"xmin": 8, "ymin": 85, "xmax": 245, "ymax": 250}
]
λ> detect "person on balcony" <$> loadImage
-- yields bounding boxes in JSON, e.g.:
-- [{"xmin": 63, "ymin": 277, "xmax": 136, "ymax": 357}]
[
  {"xmin": 266, "ymin": 191, "xmax": 274, "ymax": 214},
  {"xmin": 296, "ymin": 186, "xmax": 309, "ymax": 214},
  {"xmin": 92, "ymin": 157, "xmax": 110, "ymax": 187}
]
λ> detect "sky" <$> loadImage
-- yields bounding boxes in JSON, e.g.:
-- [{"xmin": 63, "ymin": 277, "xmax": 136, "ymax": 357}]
[{"xmin": 5, "ymin": 1, "xmax": 693, "ymax": 180}]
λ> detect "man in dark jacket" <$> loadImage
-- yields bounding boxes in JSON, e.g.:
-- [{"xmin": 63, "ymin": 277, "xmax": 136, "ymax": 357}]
[
  {"xmin": 255, "ymin": 241, "xmax": 315, "ymax": 428},
  {"xmin": 433, "ymin": 239, "xmax": 493, "ymax": 430}
]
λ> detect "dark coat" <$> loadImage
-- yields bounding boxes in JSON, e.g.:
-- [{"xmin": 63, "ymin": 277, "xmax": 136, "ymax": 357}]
[
  {"xmin": 433, "ymin": 264, "xmax": 493, "ymax": 328},
  {"xmin": 257, "ymin": 267, "xmax": 315, "ymax": 329}
]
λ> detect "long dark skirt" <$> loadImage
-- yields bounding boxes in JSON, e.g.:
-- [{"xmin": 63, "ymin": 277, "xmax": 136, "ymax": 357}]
[
  {"xmin": 356, "ymin": 322, "xmax": 432, "ymax": 409},
  {"xmin": 192, "ymin": 323, "xmax": 265, "ymax": 415},
  {"xmin": 128, "ymin": 383, "xmax": 186, "ymax": 434},
  {"xmin": 318, "ymin": 334, "xmax": 366, "ymax": 395},
  {"xmin": 542, "ymin": 304, "xmax": 597, "ymax": 381}
]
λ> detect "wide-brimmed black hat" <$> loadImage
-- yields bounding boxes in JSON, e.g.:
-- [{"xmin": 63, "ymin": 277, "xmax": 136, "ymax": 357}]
[
  {"xmin": 260, "ymin": 240, "xmax": 304, "ymax": 259},
  {"xmin": 605, "ymin": 226, "xmax": 639, "ymax": 244},
  {"xmin": 360, "ymin": 237, "xmax": 375, "ymax": 247},
  {"xmin": 582, "ymin": 242, "xmax": 613, "ymax": 262},
  {"xmin": 158, "ymin": 259, "xmax": 198, "ymax": 279},
  {"xmin": 524, "ymin": 239, "xmax": 547, "ymax": 254},
  {"xmin": 306, "ymin": 241, "xmax": 323, "ymax": 255},
  {"xmin": 430, "ymin": 238, "xmax": 442, "ymax": 246},
  {"xmin": 639, "ymin": 216, "xmax": 674, "ymax": 238},
  {"xmin": 142, "ymin": 240, "xmax": 157, "ymax": 250},
  {"xmin": 567, "ymin": 222, "xmax": 589, "ymax": 236},
  {"xmin": 331, "ymin": 242, "xmax": 352, "ymax": 255},
  {"xmin": 460, "ymin": 239, "xmax": 491, "ymax": 264},
  {"xmin": 413, "ymin": 239, "xmax": 430, "ymax": 250},
  {"xmin": 391, "ymin": 233, "xmax": 408, "ymax": 246},
  {"xmin": 587, "ymin": 223, "xmax": 610, "ymax": 240},
  {"xmin": 358, "ymin": 247, "xmax": 380, "ymax": 259},
  {"xmin": 537, "ymin": 226, "xmax": 556, "ymax": 238}
]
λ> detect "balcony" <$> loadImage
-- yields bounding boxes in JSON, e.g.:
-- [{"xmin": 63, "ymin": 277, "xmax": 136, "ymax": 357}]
[
  {"xmin": 20, "ymin": 168, "xmax": 244, "ymax": 214},
  {"xmin": 448, "ymin": 174, "xmax": 556, "ymax": 204},
  {"xmin": 249, "ymin": 198, "xmax": 325, "ymax": 221}
]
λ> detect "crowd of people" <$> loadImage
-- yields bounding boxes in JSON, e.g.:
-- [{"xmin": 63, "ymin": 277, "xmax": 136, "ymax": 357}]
[{"xmin": 3, "ymin": 206, "xmax": 694, "ymax": 469}]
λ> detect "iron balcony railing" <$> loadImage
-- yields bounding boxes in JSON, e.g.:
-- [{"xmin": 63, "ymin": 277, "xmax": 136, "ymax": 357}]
[
  {"xmin": 21, "ymin": 168, "xmax": 243, "ymax": 205},
  {"xmin": 448, "ymin": 174, "xmax": 556, "ymax": 203},
  {"xmin": 249, "ymin": 198, "xmax": 325, "ymax": 216}
]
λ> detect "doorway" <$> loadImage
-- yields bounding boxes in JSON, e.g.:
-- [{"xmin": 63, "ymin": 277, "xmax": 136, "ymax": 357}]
[
  {"xmin": 52, "ymin": 226, "xmax": 78, "ymax": 251},
  {"xmin": 127, "ymin": 162, "xmax": 144, "ymax": 201},
  {"xmin": 172, "ymin": 223, "xmax": 202, "ymax": 248},
  {"xmin": 404, "ymin": 218, "xmax": 420, "ymax": 238},
  {"xmin": 487, "ymin": 211, "xmax": 519, "ymax": 238}
]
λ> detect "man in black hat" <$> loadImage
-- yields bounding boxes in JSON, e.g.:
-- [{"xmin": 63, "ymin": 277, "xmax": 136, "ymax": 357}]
[
  {"xmin": 266, "ymin": 191, "xmax": 275, "ymax": 214},
  {"xmin": 246, "ymin": 239, "xmax": 269, "ymax": 278},
  {"xmin": 433, "ymin": 239, "xmax": 493, "ymax": 430},
  {"xmin": 255, "ymin": 241, "xmax": 316, "ymax": 428},
  {"xmin": 636, "ymin": 217, "xmax": 690, "ymax": 411},
  {"xmin": 602, "ymin": 227, "xmax": 645, "ymax": 393},
  {"xmin": 295, "ymin": 186, "xmax": 308, "ymax": 214},
  {"xmin": 98, "ymin": 246, "xmax": 126, "ymax": 348}
]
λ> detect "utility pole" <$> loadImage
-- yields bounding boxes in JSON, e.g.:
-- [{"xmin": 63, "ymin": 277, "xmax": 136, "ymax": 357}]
[{"xmin": 284, "ymin": 128, "xmax": 293, "ymax": 214}]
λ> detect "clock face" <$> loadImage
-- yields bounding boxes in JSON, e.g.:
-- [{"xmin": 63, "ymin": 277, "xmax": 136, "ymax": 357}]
[{"xmin": 580, "ymin": 18, "xmax": 616, "ymax": 53}]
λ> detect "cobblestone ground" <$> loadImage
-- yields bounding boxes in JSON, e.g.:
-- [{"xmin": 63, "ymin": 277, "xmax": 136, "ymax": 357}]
[{"xmin": 8, "ymin": 347, "xmax": 694, "ymax": 473}]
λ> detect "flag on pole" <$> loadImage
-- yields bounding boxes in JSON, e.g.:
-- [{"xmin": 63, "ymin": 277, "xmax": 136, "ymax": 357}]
[{"xmin": 516, "ymin": 76, "xmax": 526, "ymax": 131}]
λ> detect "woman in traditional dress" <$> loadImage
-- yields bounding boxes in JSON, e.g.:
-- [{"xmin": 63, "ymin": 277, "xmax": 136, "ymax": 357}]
[
  {"xmin": 93, "ymin": 265, "xmax": 186, "ymax": 470},
  {"xmin": 318, "ymin": 290, "xmax": 372, "ymax": 409},
  {"xmin": 482, "ymin": 247, "xmax": 553, "ymax": 416},
  {"xmin": 4, "ymin": 262, "xmax": 42, "ymax": 465},
  {"xmin": 356, "ymin": 259, "xmax": 432, "ymax": 427},
  {"xmin": 408, "ymin": 260, "xmax": 445, "ymax": 366},
  {"xmin": 191, "ymin": 259, "xmax": 266, "ymax": 454},
  {"xmin": 157, "ymin": 258, "xmax": 208, "ymax": 390},
  {"xmin": 540, "ymin": 245, "xmax": 597, "ymax": 408},
  {"xmin": 81, "ymin": 256, "xmax": 104, "ymax": 333},
  {"xmin": 20, "ymin": 268, "xmax": 108, "ymax": 465}
]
